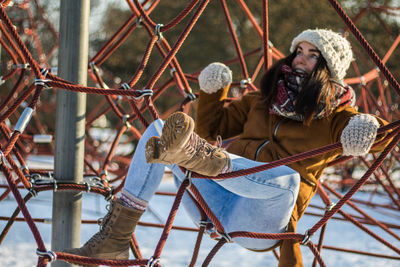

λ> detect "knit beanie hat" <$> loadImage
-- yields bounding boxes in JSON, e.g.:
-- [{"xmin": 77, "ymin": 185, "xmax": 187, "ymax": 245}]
[{"xmin": 290, "ymin": 29, "xmax": 353, "ymax": 81}]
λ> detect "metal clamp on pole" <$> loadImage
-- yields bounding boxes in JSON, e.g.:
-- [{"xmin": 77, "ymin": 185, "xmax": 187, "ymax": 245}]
[
  {"xmin": 33, "ymin": 134, "xmax": 53, "ymax": 143},
  {"xmin": 21, "ymin": 165, "xmax": 29, "ymax": 173},
  {"xmin": 40, "ymin": 68, "xmax": 49, "ymax": 77},
  {"xmin": 199, "ymin": 220, "xmax": 209, "ymax": 227},
  {"xmin": 146, "ymin": 256, "xmax": 160, "ymax": 267},
  {"xmin": 36, "ymin": 249, "xmax": 57, "ymax": 262},
  {"xmin": 121, "ymin": 82, "xmax": 130, "ymax": 90},
  {"xmin": 53, "ymin": 179, "xmax": 58, "ymax": 192},
  {"xmin": 89, "ymin": 61, "xmax": 98, "ymax": 73},
  {"xmin": 15, "ymin": 107, "xmax": 34, "ymax": 133},
  {"xmin": 100, "ymin": 169, "xmax": 108, "ymax": 178},
  {"xmin": 268, "ymin": 40, "xmax": 274, "ymax": 48},
  {"xmin": 34, "ymin": 78, "xmax": 51, "ymax": 89},
  {"xmin": 89, "ymin": 62, "xmax": 110, "ymax": 88},
  {"xmin": 169, "ymin": 67, "xmax": 176, "ymax": 77},
  {"xmin": 28, "ymin": 183, "xmax": 38, "ymax": 197},
  {"xmin": 240, "ymin": 78, "xmax": 252, "ymax": 89},
  {"xmin": 122, "ymin": 114, "xmax": 131, "ymax": 128},
  {"xmin": 133, "ymin": 89, "xmax": 153, "ymax": 100},
  {"xmin": 301, "ymin": 230, "xmax": 313, "ymax": 245},
  {"xmin": 12, "ymin": 63, "xmax": 30, "ymax": 69},
  {"xmin": 199, "ymin": 220, "xmax": 214, "ymax": 233},
  {"xmin": 325, "ymin": 202, "xmax": 336, "ymax": 211},
  {"xmin": 185, "ymin": 90, "xmax": 196, "ymax": 101},
  {"xmin": 84, "ymin": 181, "xmax": 91, "ymax": 192},
  {"xmin": 0, "ymin": 150, "xmax": 5, "ymax": 165},
  {"xmin": 215, "ymin": 229, "xmax": 233, "ymax": 243},
  {"xmin": 119, "ymin": 83, "xmax": 131, "ymax": 101},
  {"xmin": 135, "ymin": 16, "xmax": 142, "ymax": 27},
  {"xmin": 359, "ymin": 75, "xmax": 366, "ymax": 86},
  {"xmin": 184, "ymin": 170, "xmax": 192, "ymax": 188},
  {"xmin": 105, "ymin": 187, "xmax": 114, "ymax": 201},
  {"xmin": 155, "ymin": 24, "xmax": 164, "ymax": 42}
]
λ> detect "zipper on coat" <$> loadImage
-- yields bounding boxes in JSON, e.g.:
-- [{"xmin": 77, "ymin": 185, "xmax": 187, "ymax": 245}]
[
  {"xmin": 255, "ymin": 139, "xmax": 270, "ymax": 160},
  {"xmin": 301, "ymin": 176, "xmax": 316, "ymax": 187},
  {"xmin": 273, "ymin": 120, "xmax": 283, "ymax": 141},
  {"xmin": 255, "ymin": 120, "xmax": 281, "ymax": 160}
]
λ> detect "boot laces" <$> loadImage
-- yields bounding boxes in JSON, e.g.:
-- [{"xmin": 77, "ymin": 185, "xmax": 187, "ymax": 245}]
[
  {"xmin": 84, "ymin": 203, "xmax": 115, "ymax": 248},
  {"xmin": 185, "ymin": 132, "xmax": 221, "ymax": 158}
]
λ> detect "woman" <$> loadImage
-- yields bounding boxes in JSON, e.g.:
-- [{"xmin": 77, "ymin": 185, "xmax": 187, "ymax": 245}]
[{"xmin": 65, "ymin": 29, "xmax": 388, "ymax": 266}]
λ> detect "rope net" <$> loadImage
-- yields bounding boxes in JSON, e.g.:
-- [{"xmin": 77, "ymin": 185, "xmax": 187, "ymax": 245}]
[{"xmin": 0, "ymin": 0, "xmax": 399, "ymax": 266}]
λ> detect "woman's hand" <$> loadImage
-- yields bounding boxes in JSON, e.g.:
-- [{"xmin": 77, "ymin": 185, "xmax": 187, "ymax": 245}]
[
  {"xmin": 340, "ymin": 114, "xmax": 380, "ymax": 156},
  {"xmin": 198, "ymin": 62, "xmax": 232, "ymax": 94}
]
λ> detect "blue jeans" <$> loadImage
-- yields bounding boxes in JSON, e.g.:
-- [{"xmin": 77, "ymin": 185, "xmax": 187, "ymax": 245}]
[{"xmin": 124, "ymin": 119, "xmax": 300, "ymax": 250}]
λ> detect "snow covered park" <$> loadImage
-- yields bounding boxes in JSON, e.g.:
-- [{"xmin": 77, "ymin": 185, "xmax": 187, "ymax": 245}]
[{"xmin": 0, "ymin": 162, "xmax": 399, "ymax": 266}]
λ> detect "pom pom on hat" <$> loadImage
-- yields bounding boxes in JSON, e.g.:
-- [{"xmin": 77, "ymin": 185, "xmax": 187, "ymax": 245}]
[{"xmin": 290, "ymin": 29, "xmax": 353, "ymax": 81}]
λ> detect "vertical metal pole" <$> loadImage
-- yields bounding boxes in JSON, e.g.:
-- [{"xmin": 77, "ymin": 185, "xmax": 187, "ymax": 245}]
[{"xmin": 52, "ymin": 1, "xmax": 90, "ymax": 266}]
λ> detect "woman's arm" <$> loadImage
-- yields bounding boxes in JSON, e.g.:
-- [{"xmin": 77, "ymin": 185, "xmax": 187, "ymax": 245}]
[
  {"xmin": 195, "ymin": 63, "xmax": 252, "ymax": 141},
  {"xmin": 330, "ymin": 106, "xmax": 391, "ymax": 156}
]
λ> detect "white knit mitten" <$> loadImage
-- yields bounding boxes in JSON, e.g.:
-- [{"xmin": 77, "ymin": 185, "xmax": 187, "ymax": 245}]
[
  {"xmin": 340, "ymin": 114, "xmax": 380, "ymax": 156},
  {"xmin": 198, "ymin": 62, "xmax": 232, "ymax": 94}
]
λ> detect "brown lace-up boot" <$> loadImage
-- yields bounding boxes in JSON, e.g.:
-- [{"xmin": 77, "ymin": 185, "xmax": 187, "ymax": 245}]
[
  {"xmin": 63, "ymin": 198, "xmax": 143, "ymax": 266},
  {"xmin": 145, "ymin": 112, "xmax": 230, "ymax": 176}
]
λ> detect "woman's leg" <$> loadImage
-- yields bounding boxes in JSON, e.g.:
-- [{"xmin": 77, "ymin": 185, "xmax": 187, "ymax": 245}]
[
  {"xmin": 168, "ymin": 155, "xmax": 300, "ymax": 250},
  {"xmin": 214, "ymin": 153, "xmax": 300, "ymax": 200},
  {"xmin": 64, "ymin": 119, "xmax": 166, "ymax": 260},
  {"xmin": 121, "ymin": 118, "xmax": 166, "ymax": 205}
]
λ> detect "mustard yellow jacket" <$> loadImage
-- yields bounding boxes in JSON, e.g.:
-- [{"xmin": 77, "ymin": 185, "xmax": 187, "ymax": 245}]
[{"xmin": 195, "ymin": 88, "xmax": 389, "ymax": 224}]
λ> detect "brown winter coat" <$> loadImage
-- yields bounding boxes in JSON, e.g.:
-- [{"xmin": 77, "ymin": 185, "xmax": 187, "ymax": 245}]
[{"xmin": 195, "ymin": 87, "xmax": 389, "ymax": 266}]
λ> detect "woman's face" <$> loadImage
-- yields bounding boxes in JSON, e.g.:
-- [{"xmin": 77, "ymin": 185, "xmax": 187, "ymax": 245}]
[{"xmin": 291, "ymin": 42, "xmax": 320, "ymax": 75}]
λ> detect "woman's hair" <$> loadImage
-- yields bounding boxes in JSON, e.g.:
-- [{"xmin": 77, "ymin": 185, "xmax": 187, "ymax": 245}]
[{"xmin": 260, "ymin": 50, "xmax": 334, "ymax": 125}]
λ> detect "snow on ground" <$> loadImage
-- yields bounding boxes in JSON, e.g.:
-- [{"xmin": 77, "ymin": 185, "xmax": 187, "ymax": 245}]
[
  {"xmin": 0, "ymin": 176, "xmax": 399, "ymax": 267},
  {"xmin": 0, "ymin": 156, "xmax": 399, "ymax": 266}
]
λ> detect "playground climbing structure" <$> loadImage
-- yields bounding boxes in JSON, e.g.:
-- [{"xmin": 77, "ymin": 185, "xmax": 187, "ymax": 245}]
[{"xmin": 0, "ymin": 0, "xmax": 399, "ymax": 266}]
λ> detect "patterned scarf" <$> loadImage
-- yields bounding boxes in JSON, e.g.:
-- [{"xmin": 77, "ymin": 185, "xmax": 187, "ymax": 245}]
[{"xmin": 269, "ymin": 65, "xmax": 355, "ymax": 121}]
